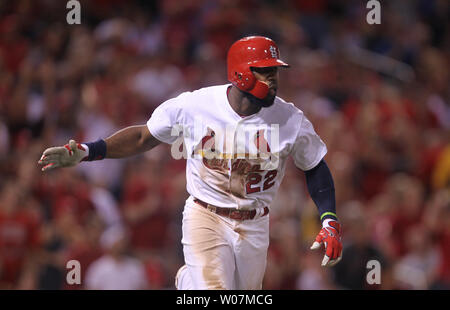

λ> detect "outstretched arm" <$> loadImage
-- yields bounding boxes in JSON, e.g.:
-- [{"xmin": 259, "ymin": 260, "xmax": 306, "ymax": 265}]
[
  {"xmin": 104, "ymin": 125, "xmax": 161, "ymax": 158},
  {"xmin": 38, "ymin": 125, "xmax": 161, "ymax": 171}
]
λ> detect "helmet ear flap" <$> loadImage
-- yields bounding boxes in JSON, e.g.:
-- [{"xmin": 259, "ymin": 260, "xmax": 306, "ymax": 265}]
[
  {"xmin": 231, "ymin": 65, "xmax": 269, "ymax": 99},
  {"xmin": 231, "ymin": 64, "xmax": 256, "ymax": 91}
]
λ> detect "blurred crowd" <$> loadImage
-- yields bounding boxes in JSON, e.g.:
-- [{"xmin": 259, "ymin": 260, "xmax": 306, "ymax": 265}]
[{"xmin": 0, "ymin": 0, "xmax": 449, "ymax": 290}]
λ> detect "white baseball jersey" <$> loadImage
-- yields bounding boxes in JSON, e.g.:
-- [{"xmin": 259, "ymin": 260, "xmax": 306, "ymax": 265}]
[{"xmin": 147, "ymin": 84, "xmax": 327, "ymax": 210}]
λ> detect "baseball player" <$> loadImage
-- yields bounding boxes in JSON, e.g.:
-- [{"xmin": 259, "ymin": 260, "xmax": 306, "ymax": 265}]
[{"xmin": 38, "ymin": 36, "xmax": 342, "ymax": 290}]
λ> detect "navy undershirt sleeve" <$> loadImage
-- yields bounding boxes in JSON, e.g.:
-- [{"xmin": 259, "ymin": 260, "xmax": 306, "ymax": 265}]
[{"xmin": 304, "ymin": 159, "xmax": 338, "ymax": 222}]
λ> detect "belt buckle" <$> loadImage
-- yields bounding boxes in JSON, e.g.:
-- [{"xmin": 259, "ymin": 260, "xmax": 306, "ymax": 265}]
[{"xmin": 206, "ymin": 205, "xmax": 216, "ymax": 213}]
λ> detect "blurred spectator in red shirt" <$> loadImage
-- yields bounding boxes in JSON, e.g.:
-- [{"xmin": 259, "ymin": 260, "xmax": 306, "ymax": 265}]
[
  {"xmin": 121, "ymin": 159, "xmax": 170, "ymax": 252},
  {"xmin": 388, "ymin": 174, "xmax": 425, "ymax": 258},
  {"xmin": 0, "ymin": 181, "xmax": 41, "ymax": 288}
]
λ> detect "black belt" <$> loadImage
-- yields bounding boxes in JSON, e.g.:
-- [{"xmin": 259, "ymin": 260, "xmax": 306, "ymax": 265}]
[{"xmin": 193, "ymin": 198, "xmax": 269, "ymax": 220}]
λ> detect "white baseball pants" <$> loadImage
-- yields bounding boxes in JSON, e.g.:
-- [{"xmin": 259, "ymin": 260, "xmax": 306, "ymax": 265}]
[{"xmin": 176, "ymin": 196, "xmax": 270, "ymax": 290}]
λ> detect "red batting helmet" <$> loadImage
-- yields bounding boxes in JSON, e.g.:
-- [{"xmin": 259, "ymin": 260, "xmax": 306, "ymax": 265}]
[{"xmin": 227, "ymin": 36, "xmax": 289, "ymax": 99}]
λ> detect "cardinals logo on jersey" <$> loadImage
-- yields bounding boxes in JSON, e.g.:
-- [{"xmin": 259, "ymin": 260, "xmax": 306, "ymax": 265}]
[
  {"xmin": 254, "ymin": 129, "xmax": 271, "ymax": 158},
  {"xmin": 192, "ymin": 127, "xmax": 228, "ymax": 172},
  {"xmin": 192, "ymin": 127, "xmax": 276, "ymax": 174}
]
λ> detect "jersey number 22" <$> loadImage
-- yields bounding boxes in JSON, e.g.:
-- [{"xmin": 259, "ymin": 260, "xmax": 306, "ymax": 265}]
[{"xmin": 246, "ymin": 170, "xmax": 278, "ymax": 194}]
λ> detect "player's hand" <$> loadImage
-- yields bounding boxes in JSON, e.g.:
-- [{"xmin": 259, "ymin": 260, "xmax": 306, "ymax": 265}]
[
  {"xmin": 310, "ymin": 219, "xmax": 343, "ymax": 267},
  {"xmin": 38, "ymin": 140, "xmax": 88, "ymax": 172}
]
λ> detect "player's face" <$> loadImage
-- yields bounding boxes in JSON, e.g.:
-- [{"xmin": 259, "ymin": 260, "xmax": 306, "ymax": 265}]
[{"xmin": 251, "ymin": 67, "xmax": 279, "ymax": 107}]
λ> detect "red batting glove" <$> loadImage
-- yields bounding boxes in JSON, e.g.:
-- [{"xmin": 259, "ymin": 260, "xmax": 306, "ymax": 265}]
[{"xmin": 310, "ymin": 219, "xmax": 343, "ymax": 267}]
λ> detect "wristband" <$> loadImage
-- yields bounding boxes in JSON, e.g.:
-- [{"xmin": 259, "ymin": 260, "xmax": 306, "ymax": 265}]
[
  {"xmin": 320, "ymin": 212, "xmax": 338, "ymax": 222},
  {"xmin": 84, "ymin": 139, "xmax": 107, "ymax": 161}
]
